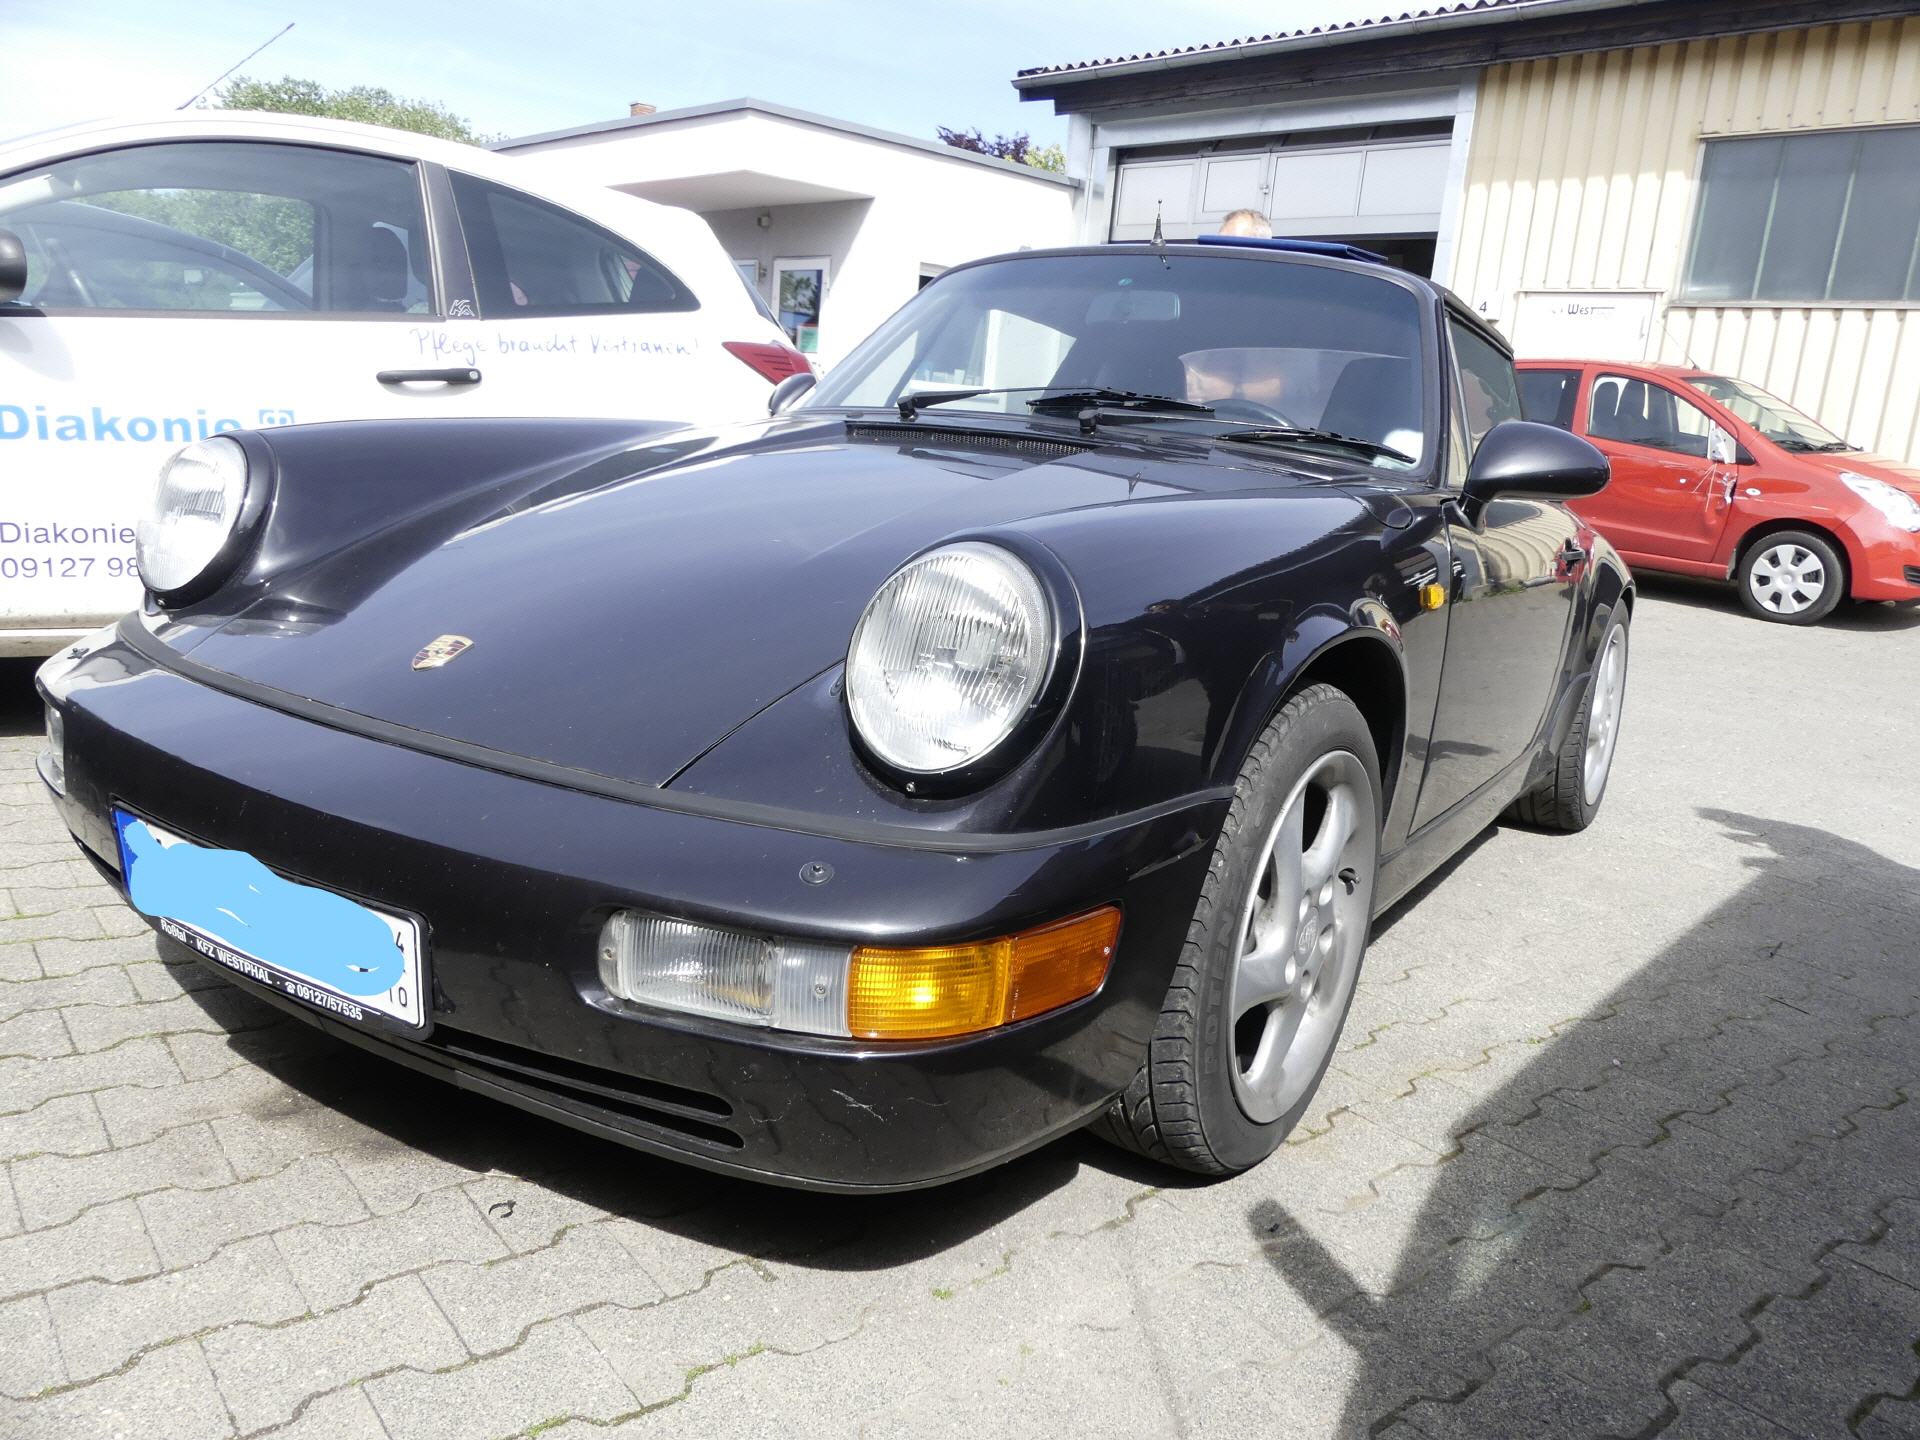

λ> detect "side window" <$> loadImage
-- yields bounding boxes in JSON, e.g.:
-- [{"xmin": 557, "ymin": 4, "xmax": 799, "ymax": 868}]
[
  {"xmin": 1518, "ymin": 368, "xmax": 1581, "ymax": 431},
  {"xmin": 1589, "ymin": 375, "xmax": 1715, "ymax": 456},
  {"xmin": 449, "ymin": 173, "xmax": 697, "ymax": 318},
  {"xmin": 0, "ymin": 141, "xmax": 430, "ymax": 315},
  {"xmin": 1448, "ymin": 317, "xmax": 1522, "ymax": 454}
]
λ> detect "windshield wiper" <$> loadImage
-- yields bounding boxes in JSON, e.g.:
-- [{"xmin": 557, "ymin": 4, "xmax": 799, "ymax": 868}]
[
  {"xmin": 896, "ymin": 387, "xmax": 993, "ymax": 418},
  {"xmin": 1025, "ymin": 388, "xmax": 1215, "ymax": 416},
  {"xmin": 1213, "ymin": 426, "xmax": 1415, "ymax": 465},
  {"xmin": 893, "ymin": 385, "xmax": 1213, "ymax": 422}
]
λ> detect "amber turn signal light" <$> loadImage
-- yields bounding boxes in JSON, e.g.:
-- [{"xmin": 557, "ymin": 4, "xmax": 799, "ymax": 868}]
[{"xmin": 847, "ymin": 907, "xmax": 1122, "ymax": 1041}]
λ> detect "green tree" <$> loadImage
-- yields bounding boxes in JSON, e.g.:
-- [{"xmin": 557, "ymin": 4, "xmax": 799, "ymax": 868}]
[
  {"xmin": 78, "ymin": 75, "xmax": 492, "ymax": 293},
  {"xmin": 216, "ymin": 75, "xmax": 492, "ymax": 145},
  {"xmin": 1025, "ymin": 143, "xmax": 1067, "ymax": 174},
  {"xmin": 936, "ymin": 127, "xmax": 1068, "ymax": 174}
]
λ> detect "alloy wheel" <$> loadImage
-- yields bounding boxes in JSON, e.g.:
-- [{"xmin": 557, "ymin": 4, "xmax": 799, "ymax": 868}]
[
  {"xmin": 1583, "ymin": 624, "xmax": 1629, "ymax": 804},
  {"xmin": 1227, "ymin": 750, "xmax": 1376, "ymax": 1125}
]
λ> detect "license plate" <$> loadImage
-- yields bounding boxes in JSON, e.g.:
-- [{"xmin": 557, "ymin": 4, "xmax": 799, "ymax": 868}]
[{"xmin": 112, "ymin": 809, "xmax": 426, "ymax": 1032}]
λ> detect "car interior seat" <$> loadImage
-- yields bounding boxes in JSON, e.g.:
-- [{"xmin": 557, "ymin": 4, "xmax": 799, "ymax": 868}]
[
  {"xmin": 1056, "ymin": 321, "xmax": 1192, "ymax": 400},
  {"xmin": 334, "ymin": 226, "xmax": 410, "ymax": 313},
  {"xmin": 1319, "ymin": 356, "xmax": 1418, "ymax": 442}
]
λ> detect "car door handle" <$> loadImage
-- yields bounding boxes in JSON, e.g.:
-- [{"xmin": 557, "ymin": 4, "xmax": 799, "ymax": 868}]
[
  {"xmin": 1559, "ymin": 539, "xmax": 1589, "ymax": 567},
  {"xmin": 376, "ymin": 368, "xmax": 482, "ymax": 386}
]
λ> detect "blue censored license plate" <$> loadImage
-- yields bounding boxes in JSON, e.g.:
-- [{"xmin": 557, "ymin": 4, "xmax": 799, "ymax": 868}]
[{"xmin": 113, "ymin": 809, "xmax": 426, "ymax": 1032}]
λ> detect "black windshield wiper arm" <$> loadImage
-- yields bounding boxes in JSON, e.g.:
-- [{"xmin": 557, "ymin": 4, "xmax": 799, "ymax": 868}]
[
  {"xmin": 894, "ymin": 386, "xmax": 1214, "ymax": 424},
  {"xmin": 1213, "ymin": 426, "xmax": 1415, "ymax": 465},
  {"xmin": 1026, "ymin": 388, "xmax": 1215, "ymax": 416},
  {"xmin": 896, "ymin": 388, "xmax": 994, "ymax": 418}
]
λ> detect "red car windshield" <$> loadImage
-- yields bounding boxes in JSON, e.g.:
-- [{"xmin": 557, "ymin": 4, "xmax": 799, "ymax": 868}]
[{"xmin": 1686, "ymin": 375, "xmax": 1853, "ymax": 453}]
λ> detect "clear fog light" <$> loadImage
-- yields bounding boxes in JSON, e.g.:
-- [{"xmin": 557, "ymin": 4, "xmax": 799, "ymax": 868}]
[
  {"xmin": 39, "ymin": 703, "xmax": 65, "ymax": 795},
  {"xmin": 598, "ymin": 911, "xmax": 851, "ymax": 1036}
]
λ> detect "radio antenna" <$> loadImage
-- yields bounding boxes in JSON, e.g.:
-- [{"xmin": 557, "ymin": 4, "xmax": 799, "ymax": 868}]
[{"xmin": 178, "ymin": 22, "xmax": 295, "ymax": 110}]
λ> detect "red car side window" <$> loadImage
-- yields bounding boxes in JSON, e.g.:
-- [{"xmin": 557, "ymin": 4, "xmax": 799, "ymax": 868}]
[
  {"xmin": 1589, "ymin": 374, "xmax": 1716, "ymax": 459},
  {"xmin": 1518, "ymin": 367, "xmax": 1581, "ymax": 430}
]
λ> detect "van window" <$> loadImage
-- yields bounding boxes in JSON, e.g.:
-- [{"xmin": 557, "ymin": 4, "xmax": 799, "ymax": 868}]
[
  {"xmin": 1518, "ymin": 368, "xmax": 1581, "ymax": 431},
  {"xmin": 0, "ymin": 141, "xmax": 431, "ymax": 314},
  {"xmin": 449, "ymin": 173, "xmax": 697, "ymax": 318}
]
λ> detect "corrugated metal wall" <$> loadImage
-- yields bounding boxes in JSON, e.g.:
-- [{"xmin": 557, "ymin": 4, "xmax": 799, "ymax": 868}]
[{"xmin": 1448, "ymin": 19, "xmax": 1920, "ymax": 463}]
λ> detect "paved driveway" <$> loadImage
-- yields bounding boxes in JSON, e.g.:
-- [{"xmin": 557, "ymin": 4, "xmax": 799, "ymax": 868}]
[{"xmin": 1, "ymin": 578, "xmax": 1916, "ymax": 1439}]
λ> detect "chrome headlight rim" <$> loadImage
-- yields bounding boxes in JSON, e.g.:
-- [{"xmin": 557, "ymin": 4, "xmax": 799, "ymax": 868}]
[
  {"xmin": 137, "ymin": 433, "xmax": 273, "ymax": 607},
  {"xmin": 844, "ymin": 535, "xmax": 1083, "ymax": 795}
]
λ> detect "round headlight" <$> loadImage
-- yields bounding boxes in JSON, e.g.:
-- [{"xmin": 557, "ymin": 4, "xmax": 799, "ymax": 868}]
[
  {"xmin": 136, "ymin": 437, "xmax": 250, "ymax": 598},
  {"xmin": 846, "ymin": 542, "xmax": 1056, "ymax": 775}
]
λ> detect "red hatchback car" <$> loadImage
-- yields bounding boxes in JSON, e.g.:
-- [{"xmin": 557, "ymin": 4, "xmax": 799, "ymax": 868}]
[{"xmin": 1517, "ymin": 360, "xmax": 1920, "ymax": 623}]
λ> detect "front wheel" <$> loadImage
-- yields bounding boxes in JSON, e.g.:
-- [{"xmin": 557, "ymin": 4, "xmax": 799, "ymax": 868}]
[
  {"xmin": 1738, "ymin": 530, "xmax": 1846, "ymax": 624},
  {"xmin": 1095, "ymin": 684, "xmax": 1380, "ymax": 1176}
]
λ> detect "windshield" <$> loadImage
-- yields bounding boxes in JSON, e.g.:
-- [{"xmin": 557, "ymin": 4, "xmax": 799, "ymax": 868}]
[
  {"xmin": 1686, "ymin": 375, "xmax": 1852, "ymax": 452},
  {"xmin": 806, "ymin": 252, "xmax": 1430, "ymax": 468}
]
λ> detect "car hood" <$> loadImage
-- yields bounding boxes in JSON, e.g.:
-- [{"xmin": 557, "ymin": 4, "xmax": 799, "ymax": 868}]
[
  {"xmin": 173, "ymin": 426, "xmax": 1208, "ymax": 787},
  {"xmin": 1801, "ymin": 450, "xmax": 1920, "ymax": 495}
]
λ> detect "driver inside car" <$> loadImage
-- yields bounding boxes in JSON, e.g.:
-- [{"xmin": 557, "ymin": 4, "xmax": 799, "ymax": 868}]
[{"xmin": 1181, "ymin": 347, "xmax": 1289, "ymax": 417}]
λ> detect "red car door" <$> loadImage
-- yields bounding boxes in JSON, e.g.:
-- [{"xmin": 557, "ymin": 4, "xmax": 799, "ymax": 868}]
[{"xmin": 1577, "ymin": 372, "xmax": 1735, "ymax": 564}]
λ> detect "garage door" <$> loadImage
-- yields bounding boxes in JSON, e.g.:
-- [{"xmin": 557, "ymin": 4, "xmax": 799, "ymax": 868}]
[{"xmin": 1111, "ymin": 137, "xmax": 1451, "ymax": 242}]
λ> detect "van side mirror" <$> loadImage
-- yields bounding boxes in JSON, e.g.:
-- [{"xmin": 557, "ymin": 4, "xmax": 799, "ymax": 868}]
[
  {"xmin": 768, "ymin": 372, "xmax": 816, "ymax": 415},
  {"xmin": 0, "ymin": 229, "xmax": 27, "ymax": 304},
  {"xmin": 1463, "ymin": 419, "xmax": 1610, "ymax": 508}
]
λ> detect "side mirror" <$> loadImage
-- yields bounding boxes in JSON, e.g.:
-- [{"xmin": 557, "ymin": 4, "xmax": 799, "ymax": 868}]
[
  {"xmin": 0, "ymin": 229, "xmax": 26, "ymax": 304},
  {"xmin": 1708, "ymin": 424, "xmax": 1737, "ymax": 466},
  {"xmin": 1464, "ymin": 419, "xmax": 1610, "ymax": 507},
  {"xmin": 768, "ymin": 372, "xmax": 816, "ymax": 415}
]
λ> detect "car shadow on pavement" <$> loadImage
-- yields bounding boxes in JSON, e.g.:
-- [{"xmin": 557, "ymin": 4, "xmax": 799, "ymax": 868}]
[
  {"xmin": 0, "ymin": 658, "xmax": 46, "ymax": 738},
  {"xmin": 1631, "ymin": 571, "xmax": 1920, "ymax": 631},
  {"xmin": 168, "ymin": 977, "xmax": 1111, "ymax": 1269},
  {"xmin": 1250, "ymin": 807, "xmax": 1920, "ymax": 1437}
]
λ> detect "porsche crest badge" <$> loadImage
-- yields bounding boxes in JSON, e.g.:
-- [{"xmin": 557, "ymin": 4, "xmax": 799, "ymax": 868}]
[{"xmin": 411, "ymin": 635, "xmax": 474, "ymax": 670}]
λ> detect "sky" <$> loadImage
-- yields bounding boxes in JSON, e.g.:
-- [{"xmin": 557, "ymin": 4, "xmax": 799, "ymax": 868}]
[{"xmin": 1, "ymin": 0, "xmax": 1408, "ymax": 150}]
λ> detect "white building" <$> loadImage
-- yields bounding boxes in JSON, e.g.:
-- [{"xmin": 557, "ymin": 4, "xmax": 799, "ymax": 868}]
[{"xmin": 497, "ymin": 100, "xmax": 1078, "ymax": 370}]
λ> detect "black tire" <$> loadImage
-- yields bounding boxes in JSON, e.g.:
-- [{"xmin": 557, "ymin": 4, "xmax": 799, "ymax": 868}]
[
  {"xmin": 1507, "ymin": 606, "xmax": 1630, "ymax": 833},
  {"xmin": 1736, "ymin": 529, "xmax": 1847, "ymax": 624},
  {"xmin": 1094, "ymin": 684, "xmax": 1381, "ymax": 1176}
]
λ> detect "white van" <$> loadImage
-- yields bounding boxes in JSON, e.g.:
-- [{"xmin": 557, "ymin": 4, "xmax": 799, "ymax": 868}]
[{"xmin": 0, "ymin": 111, "xmax": 806, "ymax": 655}]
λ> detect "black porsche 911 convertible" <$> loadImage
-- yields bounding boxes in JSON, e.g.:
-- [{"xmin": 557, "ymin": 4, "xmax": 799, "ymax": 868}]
[{"xmin": 38, "ymin": 238, "xmax": 1630, "ymax": 1191}]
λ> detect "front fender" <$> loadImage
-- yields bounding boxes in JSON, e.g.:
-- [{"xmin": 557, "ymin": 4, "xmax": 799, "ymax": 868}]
[{"xmin": 673, "ymin": 488, "xmax": 1427, "ymax": 839}]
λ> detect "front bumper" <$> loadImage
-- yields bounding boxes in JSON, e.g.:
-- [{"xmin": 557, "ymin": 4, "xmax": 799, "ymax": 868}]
[
  {"xmin": 41, "ymin": 633, "xmax": 1222, "ymax": 1191},
  {"xmin": 1850, "ymin": 530, "xmax": 1920, "ymax": 601}
]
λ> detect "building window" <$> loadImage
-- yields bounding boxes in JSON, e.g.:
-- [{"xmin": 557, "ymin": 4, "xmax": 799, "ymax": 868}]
[{"xmin": 1681, "ymin": 126, "xmax": 1920, "ymax": 305}]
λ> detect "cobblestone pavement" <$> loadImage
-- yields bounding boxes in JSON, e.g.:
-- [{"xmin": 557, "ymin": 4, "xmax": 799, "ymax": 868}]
[{"xmin": 0, "ymin": 578, "xmax": 1916, "ymax": 1439}]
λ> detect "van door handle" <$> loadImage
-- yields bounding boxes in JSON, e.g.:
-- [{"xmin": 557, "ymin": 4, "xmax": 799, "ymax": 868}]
[{"xmin": 377, "ymin": 367, "xmax": 482, "ymax": 385}]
